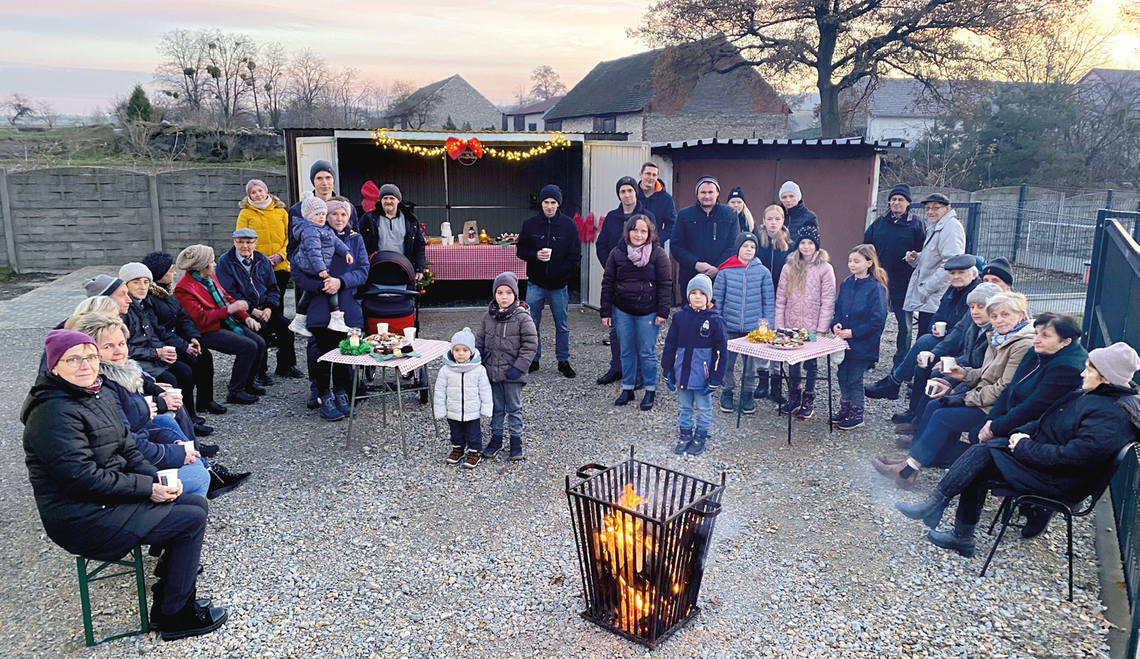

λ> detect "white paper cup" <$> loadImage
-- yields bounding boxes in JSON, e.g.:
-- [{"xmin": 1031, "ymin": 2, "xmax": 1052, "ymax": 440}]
[
  {"xmin": 925, "ymin": 381, "xmax": 939, "ymax": 397},
  {"xmin": 143, "ymin": 395, "xmax": 153, "ymax": 406},
  {"xmin": 403, "ymin": 327, "xmax": 417, "ymax": 342},
  {"xmin": 377, "ymin": 323, "xmax": 389, "ymax": 334},
  {"xmin": 157, "ymin": 469, "xmax": 180, "ymax": 489},
  {"xmin": 933, "ymin": 322, "xmax": 947, "ymax": 337},
  {"xmin": 941, "ymin": 356, "xmax": 957, "ymax": 372},
  {"xmin": 167, "ymin": 388, "xmax": 182, "ymax": 398},
  {"xmin": 917, "ymin": 352, "xmax": 930, "ymax": 368},
  {"xmin": 182, "ymin": 440, "xmax": 195, "ymax": 454}
]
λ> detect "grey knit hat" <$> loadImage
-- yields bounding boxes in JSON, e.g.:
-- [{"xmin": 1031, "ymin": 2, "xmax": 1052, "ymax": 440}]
[
  {"xmin": 686, "ymin": 274, "xmax": 713, "ymax": 300},
  {"xmin": 175, "ymin": 244, "xmax": 215, "ymax": 273},
  {"xmin": 1088, "ymin": 342, "xmax": 1140, "ymax": 387},
  {"xmin": 118, "ymin": 262, "xmax": 153, "ymax": 283},
  {"xmin": 966, "ymin": 282, "xmax": 1003, "ymax": 306},
  {"xmin": 695, "ymin": 175, "xmax": 720, "ymax": 195},
  {"xmin": 492, "ymin": 271, "xmax": 519, "ymax": 299},
  {"xmin": 83, "ymin": 274, "xmax": 123, "ymax": 298},
  {"xmin": 378, "ymin": 183, "xmax": 402, "ymax": 202},
  {"xmin": 451, "ymin": 327, "xmax": 477, "ymax": 352}
]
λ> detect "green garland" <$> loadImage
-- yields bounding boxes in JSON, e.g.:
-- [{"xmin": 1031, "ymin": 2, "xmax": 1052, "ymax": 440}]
[{"xmin": 338, "ymin": 339, "xmax": 373, "ymax": 356}]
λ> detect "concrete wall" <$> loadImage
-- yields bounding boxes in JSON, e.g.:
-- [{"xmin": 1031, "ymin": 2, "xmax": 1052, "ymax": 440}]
[{"xmin": 0, "ymin": 166, "xmax": 286, "ymax": 273}]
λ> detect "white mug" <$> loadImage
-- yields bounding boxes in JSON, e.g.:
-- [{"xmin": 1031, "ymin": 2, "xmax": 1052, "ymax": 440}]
[
  {"xmin": 941, "ymin": 356, "xmax": 957, "ymax": 372},
  {"xmin": 933, "ymin": 322, "xmax": 947, "ymax": 337},
  {"xmin": 157, "ymin": 469, "xmax": 180, "ymax": 489},
  {"xmin": 404, "ymin": 327, "xmax": 417, "ymax": 342},
  {"xmin": 143, "ymin": 395, "xmax": 153, "ymax": 406},
  {"xmin": 925, "ymin": 380, "xmax": 939, "ymax": 397}
]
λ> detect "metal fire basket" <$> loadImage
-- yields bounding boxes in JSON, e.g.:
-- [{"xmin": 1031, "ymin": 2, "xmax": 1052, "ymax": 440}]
[{"xmin": 565, "ymin": 447, "xmax": 725, "ymax": 649}]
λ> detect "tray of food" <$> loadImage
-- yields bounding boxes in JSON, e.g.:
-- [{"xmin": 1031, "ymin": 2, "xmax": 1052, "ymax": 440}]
[
  {"xmin": 364, "ymin": 332, "xmax": 412, "ymax": 356},
  {"xmin": 768, "ymin": 335, "xmax": 805, "ymax": 349}
]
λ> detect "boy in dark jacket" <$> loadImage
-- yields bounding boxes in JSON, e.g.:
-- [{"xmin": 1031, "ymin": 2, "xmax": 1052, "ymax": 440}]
[
  {"xmin": 516, "ymin": 184, "xmax": 581, "ymax": 378},
  {"xmin": 662, "ymin": 274, "xmax": 728, "ymax": 457},
  {"xmin": 864, "ymin": 183, "xmax": 926, "ymax": 367},
  {"xmin": 475, "ymin": 272, "xmax": 539, "ymax": 461}
]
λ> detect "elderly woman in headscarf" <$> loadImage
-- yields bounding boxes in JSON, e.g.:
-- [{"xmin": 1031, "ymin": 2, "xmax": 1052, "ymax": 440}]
[{"xmin": 173, "ymin": 245, "xmax": 267, "ymax": 405}]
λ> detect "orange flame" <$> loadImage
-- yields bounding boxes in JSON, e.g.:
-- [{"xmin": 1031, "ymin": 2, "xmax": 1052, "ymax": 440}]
[{"xmin": 596, "ymin": 484, "xmax": 661, "ymax": 633}]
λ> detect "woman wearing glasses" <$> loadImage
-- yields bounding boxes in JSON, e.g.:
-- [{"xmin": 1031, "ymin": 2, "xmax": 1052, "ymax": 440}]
[{"xmin": 21, "ymin": 329, "xmax": 228, "ymax": 640}]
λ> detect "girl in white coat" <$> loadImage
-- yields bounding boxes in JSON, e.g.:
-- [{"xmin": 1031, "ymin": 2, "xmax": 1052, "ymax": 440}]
[{"xmin": 434, "ymin": 327, "xmax": 493, "ymax": 469}]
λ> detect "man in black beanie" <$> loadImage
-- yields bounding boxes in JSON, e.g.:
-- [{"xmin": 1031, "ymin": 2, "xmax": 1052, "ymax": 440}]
[
  {"xmin": 864, "ymin": 183, "xmax": 925, "ymax": 367},
  {"xmin": 981, "ymin": 257, "xmax": 1013, "ymax": 291}
]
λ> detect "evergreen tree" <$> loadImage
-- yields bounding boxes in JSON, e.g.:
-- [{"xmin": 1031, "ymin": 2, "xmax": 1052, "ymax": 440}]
[{"xmin": 126, "ymin": 85, "xmax": 154, "ymax": 122}]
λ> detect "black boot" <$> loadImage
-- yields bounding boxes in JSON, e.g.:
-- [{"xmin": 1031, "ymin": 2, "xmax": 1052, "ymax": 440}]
[
  {"xmin": 639, "ymin": 390, "xmax": 656, "ymax": 411},
  {"xmin": 206, "ymin": 465, "xmax": 251, "ymax": 500},
  {"xmin": 482, "ymin": 434, "xmax": 503, "ymax": 458},
  {"xmin": 927, "ymin": 520, "xmax": 977, "ymax": 558},
  {"xmin": 752, "ymin": 373, "xmax": 769, "ymax": 400},
  {"xmin": 160, "ymin": 598, "xmax": 229, "ymax": 641},
  {"xmin": 508, "ymin": 436, "xmax": 524, "ymax": 461},
  {"xmin": 614, "ymin": 389, "xmax": 635, "ymax": 406},
  {"xmin": 768, "ymin": 373, "xmax": 786, "ymax": 405},
  {"xmin": 895, "ymin": 490, "xmax": 950, "ymax": 528},
  {"xmin": 1020, "ymin": 504, "xmax": 1054, "ymax": 539},
  {"xmin": 865, "ymin": 375, "xmax": 901, "ymax": 400}
]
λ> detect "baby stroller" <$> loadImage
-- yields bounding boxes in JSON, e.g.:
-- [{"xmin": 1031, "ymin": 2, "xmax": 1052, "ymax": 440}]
[{"xmin": 358, "ymin": 250, "xmax": 426, "ymax": 401}]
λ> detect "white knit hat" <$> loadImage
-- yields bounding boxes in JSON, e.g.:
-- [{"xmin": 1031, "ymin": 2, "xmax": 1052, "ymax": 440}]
[
  {"xmin": 1088, "ymin": 342, "xmax": 1140, "ymax": 387},
  {"xmin": 779, "ymin": 181, "xmax": 802, "ymax": 201}
]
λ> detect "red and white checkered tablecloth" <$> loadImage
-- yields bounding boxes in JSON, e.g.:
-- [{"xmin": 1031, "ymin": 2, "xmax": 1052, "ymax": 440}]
[
  {"xmin": 426, "ymin": 245, "xmax": 528, "ymax": 281},
  {"xmin": 318, "ymin": 339, "xmax": 451, "ymax": 375},
  {"xmin": 726, "ymin": 336, "xmax": 848, "ymax": 365}
]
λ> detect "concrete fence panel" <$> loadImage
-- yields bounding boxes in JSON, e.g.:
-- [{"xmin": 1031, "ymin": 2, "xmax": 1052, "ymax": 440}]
[{"xmin": 157, "ymin": 168, "xmax": 287, "ymax": 259}]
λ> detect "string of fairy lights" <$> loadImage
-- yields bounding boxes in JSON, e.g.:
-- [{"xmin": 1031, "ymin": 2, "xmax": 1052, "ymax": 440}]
[{"xmin": 371, "ymin": 130, "xmax": 572, "ymax": 161}]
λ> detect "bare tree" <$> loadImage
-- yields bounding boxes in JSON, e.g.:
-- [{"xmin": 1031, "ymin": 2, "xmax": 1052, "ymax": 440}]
[
  {"xmin": 288, "ymin": 49, "xmax": 332, "ymax": 126},
  {"xmin": 327, "ymin": 67, "xmax": 372, "ymax": 127},
  {"xmin": 155, "ymin": 29, "xmax": 210, "ymax": 119},
  {"xmin": 382, "ymin": 79, "xmax": 438, "ymax": 129},
  {"xmin": 630, "ymin": 0, "xmax": 1078, "ymax": 138},
  {"xmin": 5, "ymin": 93, "xmax": 34, "ymax": 126},
  {"xmin": 258, "ymin": 42, "xmax": 289, "ymax": 128},
  {"xmin": 34, "ymin": 99, "xmax": 58, "ymax": 128},
  {"xmin": 530, "ymin": 65, "xmax": 566, "ymax": 100},
  {"xmin": 202, "ymin": 30, "xmax": 256, "ymax": 127},
  {"xmin": 992, "ymin": 9, "xmax": 1115, "ymax": 84},
  {"xmin": 512, "ymin": 83, "xmax": 535, "ymax": 109}
]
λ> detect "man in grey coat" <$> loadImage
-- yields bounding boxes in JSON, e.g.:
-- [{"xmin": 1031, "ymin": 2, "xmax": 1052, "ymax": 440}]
[{"xmin": 903, "ymin": 193, "xmax": 965, "ymax": 337}]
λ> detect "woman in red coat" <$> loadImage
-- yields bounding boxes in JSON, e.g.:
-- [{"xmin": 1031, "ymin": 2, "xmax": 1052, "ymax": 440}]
[{"xmin": 174, "ymin": 245, "xmax": 267, "ymax": 405}]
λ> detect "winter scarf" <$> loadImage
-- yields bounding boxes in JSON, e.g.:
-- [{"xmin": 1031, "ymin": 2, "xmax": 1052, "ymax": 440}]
[
  {"xmin": 992, "ymin": 321, "xmax": 1028, "ymax": 348},
  {"xmin": 627, "ymin": 242, "xmax": 652, "ymax": 268},
  {"xmin": 191, "ymin": 272, "xmax": 243, "ymax": 335},
  {"xmin": 247, "ymin": 195, "xmax": 273, "ymax": 211}
]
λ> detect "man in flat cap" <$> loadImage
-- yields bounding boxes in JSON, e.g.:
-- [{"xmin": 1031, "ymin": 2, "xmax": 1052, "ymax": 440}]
[
  {"xmin": 216, "ymin": 228, "xmax": 303, "ymax": 382},
  {"xmin": 901, "ymin": 193, "xmax": 965, "ymax": 339}
]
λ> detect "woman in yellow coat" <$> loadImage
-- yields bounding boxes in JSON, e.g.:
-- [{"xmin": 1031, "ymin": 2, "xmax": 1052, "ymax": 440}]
[{"xmin": 236, "ymin": 179, "xmax": 290, "ymax": 297}]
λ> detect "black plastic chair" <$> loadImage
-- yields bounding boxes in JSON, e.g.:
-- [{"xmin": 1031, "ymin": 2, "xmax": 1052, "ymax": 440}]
[{"xmin": 979, "ymin": 442, "xmax": 1136, "ymax": 601}]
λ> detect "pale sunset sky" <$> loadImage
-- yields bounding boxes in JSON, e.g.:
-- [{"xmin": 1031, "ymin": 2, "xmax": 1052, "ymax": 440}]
[{"xmin": 0, "ymin": 0, "xmax": 1136, "ymax": 115}]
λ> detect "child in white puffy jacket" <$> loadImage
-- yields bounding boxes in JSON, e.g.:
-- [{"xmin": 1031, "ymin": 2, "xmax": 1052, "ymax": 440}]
[{"xmin": 434, "ymin": 327, "xmax": 492, "ymax": 469}]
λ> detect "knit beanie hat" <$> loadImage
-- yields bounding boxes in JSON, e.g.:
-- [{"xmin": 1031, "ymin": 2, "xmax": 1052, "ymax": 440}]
[
  {"xmin": 795, "ymin": 224, "xmax": 821, "ymax": 251},
  {"xmin": 378, "ymin": 183, "xmax": 402, "ymax": 202},
  {"xmin": 728, "ymin": 187, "xmax": 745, "ymax": 203},
  {"xmin": 309, "ymin": 160, "xmax": 334, "ymax": 184},
  {"xmin": 492, "ymin": 271, "xmax": 519, "ymax": 299},
  {"xmin": 779, "ymin": 181, "xmax": 802, "ymax": 201},
  {"xmin": 118, "ymin": 262, "xmax": 153, "ymax": 284},
  {"xmin": 982, "ymin": 257, "xmax": 1014, "ymax": 287},
  {"xmin": 45, "ymin": 329, "xmax": 97, "ymax": 371},
  {"xmin": 966, "ymin": 282, "xmax": 1004, "ymax": 306},
  {"xmin": 734, "ymin": 231, "xmax": 759, "ymax": 254},
  {"xmin": 361, "ymin": 181, "xmax": 380, "ymax": 212},
  {"xmin": 616, "ymin": 176, "xmax": 638, "ymax": 198},
  {"xmin": 695, "ymin": 175, "xmax": 720, "ymax": 195},
  {"xmin": 246, "ymin": 178, "xmax": 268, "ymax": 197},
  {"xmin": 83, "ymin": 274, "xmax": 123, "ymax": 298},
  {"xmin": 325, "ymin": 199, "xmax": 352, "ymax": 216},
  {"xmin": 1088, "ymin": 342, "xmax": 1140, "ymax": 387},
  {"xmin": 175, "ymin": 244, "xmax": 214, "ymax": 273},
  {"xmin": 301, "ymin": 196, "xmax": 327, "ymax": 221},
  {"xmin": 142, "ymin": 252, "xmax": 174, "ymax": 281},
  {"xmin": 539, "ymin": 184, "xmax": 562, "ymax": 205},
  {"xmin": 888, "ymin": 183, "xmax": 911, "ymax": 203},
  {"xmin": 686, "ymin": 274, "xmax": 713, "ymax": 300},
  {"xmin": 450, "ymin": 327, "xmax": 477, "ymax": 352}
]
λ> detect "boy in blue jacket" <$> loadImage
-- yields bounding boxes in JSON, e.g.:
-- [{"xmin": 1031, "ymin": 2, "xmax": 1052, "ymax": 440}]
[
  {"xmin": 663, "ymin": 274, "xmax": 728, "ymax": 456},
  {"xmin": 713, "ymin": 231, "xmax": 774, "ymax": 414},
  {"xmin": 831, "ymin": 245, "xmax": 889, "ymax": 430}
]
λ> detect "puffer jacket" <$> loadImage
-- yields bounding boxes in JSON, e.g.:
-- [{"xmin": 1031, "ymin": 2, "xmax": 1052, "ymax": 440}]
[
  {"xmin": 601, "ymin": 241, "xmax": 672, "ymax": 319},
  {"xmin": 21, "ymin": 373, "xmax": 169, "ymax": 561},
  {"xmin": 985, "ymin": 340, "xmax": 1088, "ymax": 437},
  {"xmin": 142, "ymin": 281, "xmax": 200, "ymax": 350},
  {"xmin": 775, "ymin": 253, "xmax": 836, "ymax": 334},
  {"xmin": 475, "ymin": 300, "xmax": 538, "ymax": 383},
  {"xmin": 930, "ymin": 277, "xmax": 981, "ymax": 334},
  {"xmin": 433, "ymin": 349, "xmax": 493, "ymax": 421},
  {"xmin": 124, "ymin": 300, "xmax": 171, "ymax": 377},
  {"xmin": 294, "ymin": 228, "xmax": 368, "ymax": 330},
  {"xmin": 661, "ymin": 303, "xmax": 728, "ymax": 390},
  {"xmin": 102, "ymin": 373, "xmax": 187, "ymax": 471},
  {"xmin": 960, "ymin": 323, "xmax": 1034, "ymax": 412},
  {"xmin": 713, "ymin": 257, "xmax": 775, "ymax": 333},
  {"xmin": 903, "ymin": 210, "xmax": 965, "ymax": 313},
  {"xmin": 784, "ymin": 201, "xmax": 818, "ymax": 240},
  {"xmin": 237, "ymin": 195, "xmax": 290, "ymax": 272}
]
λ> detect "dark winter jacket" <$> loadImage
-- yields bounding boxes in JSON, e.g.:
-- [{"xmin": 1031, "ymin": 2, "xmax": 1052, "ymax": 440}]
[
  {"xmin": 142, "ymin": 282, "xmax": 201, "ymax": 349},
  {"xmin": 216, "ymin": 247, "xmax": 281, "ymax": 311},
  {"xmin": 930, "ymin": 277, "xmax": 981, "ymax": 335},
  {"xmin": 637, "ymin": 180, "xmax": 677, "ymax": 245},
  {"xmin": 662, "ymin": 303, "xmax": 729, "ymax": 391},
  {"xmin": 784, "ymin": 201, "xmax": 818, "ymax": 240},
  {"xmin": 358, "ymin": 203, "xmax": 427, "ymax": 273},
  {"xmin": 831, "ymin": 275, "xmax": 888, "ymax": 363},
  {"xmin": 984, "ymin": 341, "xmax": 1089, "ymax": 437},
  {"xmin": 516, "ymin": 211, "xmax": 582, "ymax": 290},
  {"xmin": 863, "ymin": 211, "xmax": 926, "ymax": 308},
  {"xmin": 288, "ymin": 197, "xmax": 359, "ymax": 258},
  {"xmin": 102, "ymin": 375, "xmax": 187, "ymax": 471},
  {"xmin": 124, "ymin": 301, "xmax": 171, "ymax": 377},
  {"xmin": 945, "ymin": 321, "xmax": 991, "ymax": 370},
  {"xmin": 475, "ymin": 300, "xmax": 538, "ymax": 383},
  {"xmin": 713, "ymin": 257, "xmax": 775, "ymax": 334},
  {"xmin": 293, "ymin": 229, "xmax": 369, "ymax": 330},
  {"xmin": 671, "ymin": 203, "xmax": 741, "ymax": 286},
  {"xmin": 990, "ymin": 383, "xmax": 1138, "ymax": 502},
  {"xmin": 21, "ymin": 373, "xmax": 170, "ymax": 561},
  {"xmin": 756, "ymin": 233, "xmax": 793, "ymax": 293},
  {"xmin": 600, "ymin": 241, "xmax": 672, "ymax": 319},
  {"xmin": 596, "ymin": 202, "xmax": 655, "ymax": 267}
]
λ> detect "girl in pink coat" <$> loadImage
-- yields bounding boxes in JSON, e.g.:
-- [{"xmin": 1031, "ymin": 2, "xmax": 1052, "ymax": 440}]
[{"xmin": 774, "ymin": 225, "xmax": 836, "ymax": 419}]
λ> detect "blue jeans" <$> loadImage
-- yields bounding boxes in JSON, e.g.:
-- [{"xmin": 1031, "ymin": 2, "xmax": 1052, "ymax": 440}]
[
  {"xmin": 490, "ymin": 381, "xmax": 524, "ymax": 438},
  {"xmin": 838, "ymin": 356, "xmax": 871, "ymax": 405},
  {"xmin": 613, "ymin": 308, "xmax": 659, "ymax": 391},
  {"xmin": 722, "ymin": 331, "xmax": 756, "ymax": 393},
  {"xmin": 893, "ymin": 308, "xmax": 913, "ymax": 367},
  {"xmin": 891, "ymin": 333, "xmax": 940, "ymax": 383},
  {"xmin": 448, "ymin": 419, "xmax": 482, "ymax": 451},
  {"xmin": 677, "ymin": 388, "xmax": 713, "ymax": 435},
  {"xmin": 910, "ymin": 402, "xmax": 986, "ymax": 467},
  {"xmin": 149, "ymin": 415, "xmax": 209, "ymax": 498},
  {"xmin": 526, "ymin": 283, "xmax": 570, "ymax": 362},
  {"xmin": 789, "ymin": 358, "xmax": 818, "ymax": 392}
]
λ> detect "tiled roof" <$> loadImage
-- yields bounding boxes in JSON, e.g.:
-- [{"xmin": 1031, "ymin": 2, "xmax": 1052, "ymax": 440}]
[
  {"xmin": 545, "ymin": 50, "xmax": 662, "ymax": 121},
  {"xmin": 504, "ymin": 96, "xmax": 564, "ymax": 116}
]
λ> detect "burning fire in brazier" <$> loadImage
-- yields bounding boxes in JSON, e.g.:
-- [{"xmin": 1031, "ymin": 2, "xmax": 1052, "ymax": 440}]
[{"xmin": 565, "ymin": 447, "xmax": 725, "ymax": 648}]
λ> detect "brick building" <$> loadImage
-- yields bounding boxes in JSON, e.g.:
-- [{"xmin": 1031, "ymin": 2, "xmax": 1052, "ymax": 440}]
[{"xmin": 385, "ymin": 75, "xmax": 502, "ymax": 131}]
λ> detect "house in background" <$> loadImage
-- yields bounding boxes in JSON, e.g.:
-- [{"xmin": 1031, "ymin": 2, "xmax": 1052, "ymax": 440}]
[
  {"xmin": 545, "ymin": 39, "xmax": 789, "ymax": 141},
  {"xmin": 385, "ymin": 75, "xmax": 502, "ymax": 131},
  {"xmin": 843, "ymin": 78, "xmax": 953, "ymax": 142},
  {"xmin": 783, "ymin": 91, "xmax": 820, "ymax": 136},
  {"xmin": 1077, "ymin": 68, "xmax": 1140, "ymax": 117},
  {"xmin": 501, "ymin": 96, "xmax": 563, "ymax": 132}
]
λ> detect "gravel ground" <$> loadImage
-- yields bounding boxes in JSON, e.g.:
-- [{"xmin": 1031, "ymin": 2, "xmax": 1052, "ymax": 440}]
[{"xmin": 0, "ymin": 307, "xmax": 1116, "ymax": 658}]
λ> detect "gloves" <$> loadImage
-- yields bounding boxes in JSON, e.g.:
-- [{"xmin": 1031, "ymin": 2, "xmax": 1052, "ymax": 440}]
[
  {"xmin": 666, "ymin": 374, "xmax": 676, "ymax": 392},
  {"xmin": 941, "ymin": 394, "xmax": 966, "ymax": 408},
  {"xmin": 504, "ymin": 367, "xmax": 523, "ymax": 381}
]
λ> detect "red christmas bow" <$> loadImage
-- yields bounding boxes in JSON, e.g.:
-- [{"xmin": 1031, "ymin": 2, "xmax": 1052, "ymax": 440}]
[
  {"xmin": 445, "ymin": 137, "xmax": 483, "ymax": 160},
  {"xmin": 361, "ymin": 181, "xmax": 380, "ymax": 213},
  {"xmin": 573, "ymin": 212, "xmax": 598, "ymax": 243}
]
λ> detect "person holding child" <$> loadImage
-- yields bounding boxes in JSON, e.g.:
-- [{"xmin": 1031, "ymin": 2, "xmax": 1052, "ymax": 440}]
[
  {"xmin": 713, "ymin": 231, "xmax": 774, "ymax": 415},
  {"xmin": 475, "ymin": 272, "xmax": 539, "ymax": 461},
  {"xmin": 600, "ymin": 214, "xmax": 672, "ymax": 410},
  {"xmin": 774, "ymin": 225, "xmax": 836, "ymax": 420},
  {"xmin": 434, "ymin": 327, "xmax": 493, "ymax": 469},
  {"xmin": 287, "ymin": 196, "xmax": 354, "ymax": 337},
  {"xmin": 830, "ymin": 245, "xmax": 889, "ymax": 429},
  {"xmin": 663, "ymin": 274, "xmax": 728, "ymax": 457}
]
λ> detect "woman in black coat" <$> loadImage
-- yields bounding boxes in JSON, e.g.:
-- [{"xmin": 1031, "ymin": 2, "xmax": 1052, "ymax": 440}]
[
  {"xmin": 894, "ymin": 341, "xmax": 1140, "ymax": 558},
  {"xmin": 22, "ymin": 329, "xmax": 228, "ymax": 640},
  {"xmin": 600, "ymin": 214, "xmax": 672, "ymax": 411}
]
